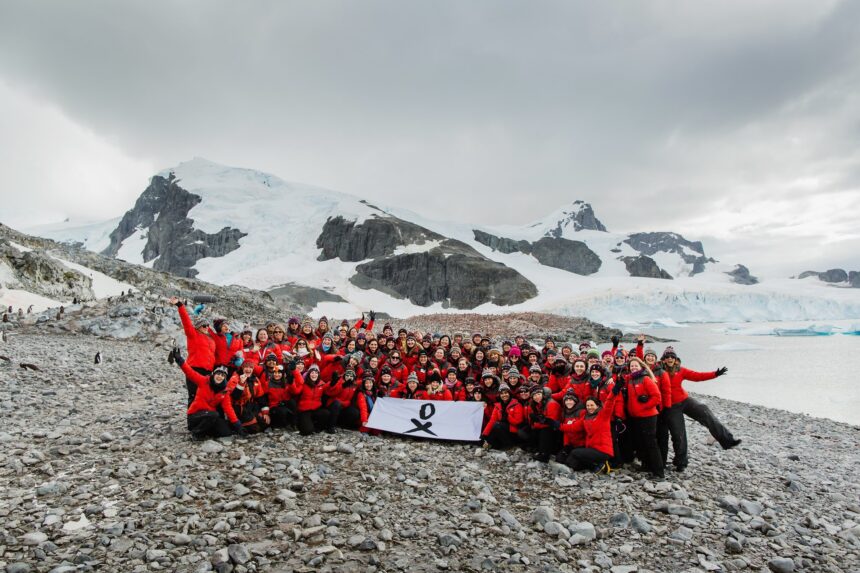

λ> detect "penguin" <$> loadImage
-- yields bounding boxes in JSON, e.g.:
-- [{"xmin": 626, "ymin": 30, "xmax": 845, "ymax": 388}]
[{"xmin": 94, "ymin": 351, "xmax": 102, "ymax": 365}]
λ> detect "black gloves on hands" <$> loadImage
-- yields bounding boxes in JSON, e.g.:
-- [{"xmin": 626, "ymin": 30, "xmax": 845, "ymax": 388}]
[
  {"xmin": 611, "ymin": 335, "xmax": 620, "ymax": 346},
  {"xmin": 170, "ymin": 347, "xmax": 184, "ymax": 367},
  {"xmin": 715, "ymin": 367, "xmax": 728, "ymax": 377}
]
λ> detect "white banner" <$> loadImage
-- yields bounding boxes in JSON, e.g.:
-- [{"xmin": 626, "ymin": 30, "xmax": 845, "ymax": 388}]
[{"xmin": 365, "ymin": 398, "xmax": 484, "ymax": 441}]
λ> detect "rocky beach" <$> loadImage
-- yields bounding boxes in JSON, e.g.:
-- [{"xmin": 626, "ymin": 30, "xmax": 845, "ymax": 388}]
[{"xmin": 0, "ymin": 330, "xmax": 858, "ymax": 573}]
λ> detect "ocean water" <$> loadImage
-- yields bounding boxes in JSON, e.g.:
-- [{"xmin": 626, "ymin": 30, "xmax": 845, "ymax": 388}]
[{"xmin": 630, "ymin": 320, "xmax": 860, "ymax": 426}]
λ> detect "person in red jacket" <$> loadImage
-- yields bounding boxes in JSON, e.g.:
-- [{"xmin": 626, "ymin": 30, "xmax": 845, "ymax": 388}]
[
  {"xmin": 453, "ymin": 377, "xmax": 478, "ymax": 401},
  {"xmin": 390, "ymin": 372, "xmax": 421, "ymax": 399},
  {"xmin": 524, "ymin": 386, "xmax": 563, "ymax": 463},
  {"xmin": 327, "ymin": 369, "xmax": 363, "ymax": 430},
  {"xmin": 416, "ymin": 372, "xmax": 453, "ymax": 401},
  {"xmin": 481, "ymin": 384, "xmax": 525, "ymax": 450},
  {"xmin": 556, "ymin": 390, "xmax": 586, "ymax": 464},
  {"xmin": 563, "ymin": 383, "xmax": 623, "ymax": 472},
  {"xmin": 623, "ymin": 357, "xmax": 664, "ymax": 479},
  {"xmin": 267, "ymin": 361, "xmax": 303, "ymax": 429},
  {"xmin": 170, "ymin": 296, "xmax": 216, "ymax": 405},
  {"xmin": 295, "ymin": 364, "xmax": 342, "ymax": 435},
  {"xmin": 551, "ymin": 358, "xmax": 590, "ymax": 403},
  {"xmin": 227, "ymin": 360, "xmax": 269, "ymax": 433},
  {"xmin": 171, "ymin": 348, "xmax": 243, "ymax": 439},
  {"xmin": 660, "ymin": 347, "xmax": 738, "ymax": 471},
  {"xmin": 385, "ymin": 351, "xmax": 409, "ymax": 387},
  {"xmin": 209, "ymin": 318, "xmax": 244, "ymax": 369}
]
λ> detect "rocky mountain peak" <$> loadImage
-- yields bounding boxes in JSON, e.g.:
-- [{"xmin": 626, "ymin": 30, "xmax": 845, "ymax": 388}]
[{"xmin": 540, "ymin": 200, "xmax": 608, "ymax": 236}]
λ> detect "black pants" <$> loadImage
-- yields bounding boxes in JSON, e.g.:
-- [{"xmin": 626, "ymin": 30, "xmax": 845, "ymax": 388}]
[
  {"xmin": 657, "ymin": 409, "xmax": 676, "ymax": 467},
  {"xmin": 611, "ymin": 419, "xmax": 634, "ymax": 466},
  {"xmin": 565, "ymin": 448, "xmax": 610, "ymax": 471},
  {"xmin": 486, "ymin": 422, "xmax": 518, "ymax": 450},
  {"xmin": 187, "ymin": 411, "xmax": 232, "ymax": 439},
  {"xmin": 270, "ymin": 400, "xmax": 297, "ymax": 428},
  {"xmin": 185, "ymin": 366, "xmax": 211, "ymax": 406},
  {"xmin": 330, "ymin": 402, "xmax": 362, "ymax": 430},
  {"xmin": 297, "ymin": 408, "xmax": 331, "ymax": 435},
  {"xmin": 663, "ymin": 397, "xmax": 737, "ymax": 468},
  {"xmin": 628, "ymin": 415, "xmax": 664, "ymax": 478},
  {"xmin": 519, "ymin": 426, "xmax": 558, "ymax": 456}
]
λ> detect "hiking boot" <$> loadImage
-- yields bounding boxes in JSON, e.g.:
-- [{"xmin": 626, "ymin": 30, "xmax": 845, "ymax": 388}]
[
  {"xmin": 533, "ymin": 453, "xmax": 550, "ymax": 463},
  {"xmin": 723, "ymin": 438, "xmax": 742, "ymax": 450}
]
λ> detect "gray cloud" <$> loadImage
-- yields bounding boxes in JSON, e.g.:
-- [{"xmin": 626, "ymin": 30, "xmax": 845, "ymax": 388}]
[{"xmin": 0, "ymin": 0, "xmax": 859, "ymax": 275}]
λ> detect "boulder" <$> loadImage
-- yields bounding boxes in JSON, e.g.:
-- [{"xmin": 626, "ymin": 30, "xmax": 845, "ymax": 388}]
[
  {"xmin": 529, "ymin": 237, "xmax": 602, "ymax": 276},
  {"xmin": 621, "ymin": 255, "xmax": 672, "ymax": 279},
  {"xmin": 317, "ymin": 215, "xmax": 441, "ymax": 262},
  {"xmin": 726, "ymin": 264, "xmax": 759, "ymax": 285},
  {"xmin": 351, "ymin": 241, "xmax": 537, "ymax": 308}
]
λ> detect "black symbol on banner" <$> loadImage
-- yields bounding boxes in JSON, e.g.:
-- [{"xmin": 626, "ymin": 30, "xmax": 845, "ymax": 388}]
[{"xmin": 405, "ymin": 403, "xmax": 437, "ymax": 436}]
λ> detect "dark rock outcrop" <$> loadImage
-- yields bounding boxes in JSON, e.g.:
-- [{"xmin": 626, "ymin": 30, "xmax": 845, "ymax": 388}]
[
  {"xmin": 320, "ymin": 216, "xmax": 537, "ymax": 308},
  {"xmin": 268, "ymin": 283, "xmax": 346, "ymax": 308},
  {"xmin": 543, "ymin": 200, "xmax": 608, "ymax": 236},
  {"xmin": 103, "ymin": 174, "xmax": 246, "ymax": 278},
  {"xmin": 850, "ymin": 271, "xmax": 860, "ymax": 288},
  {"xmin": 1, "ymin": 240, "xmax": 95, "ymax": 301},
  {"xmin": 473, "ymin": 230, "xmax": 602, "ymax": 276},
  {"xmin": 472, "ymin": 230, "xmax": 531, "ymax": 255},
  {"xmin": 624, "ymin": 232, "xmax": 715, "ymax": 276},
  {"xmin": 351, "ymin": 240, "xmax": 537, "ymax": 308},
  {"xmin": 529, "ymin": 237, "xmax": 602, "ymax": 275},
  {"xmin": 317, "ymin": 216, "xmax": 442, "ymax": 262},
  {"xmin": 621, "ymin": 255, "xmax": 672, "ymax": 280},
  {"xmin": 798, "ymin": 269, "xmax": 853, "ymax": 285},
  {"xmin": 726, "ymin": 264, "xmax": 758, "ymax": 285}
]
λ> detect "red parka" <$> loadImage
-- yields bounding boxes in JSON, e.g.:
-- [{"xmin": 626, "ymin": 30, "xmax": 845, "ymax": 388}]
[
  {"xmin": 180, "ymin": 362, "xmax": 238, "ymax": 423},
  {"xmin": 177, "ymin": 303, "xmax": 215, "ymax": 370}
]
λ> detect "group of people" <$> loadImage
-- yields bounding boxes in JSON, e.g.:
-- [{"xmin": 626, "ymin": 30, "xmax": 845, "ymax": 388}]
[{"xmin": 168, "ymin": 297, "xmax": 741, "ymax": 478}]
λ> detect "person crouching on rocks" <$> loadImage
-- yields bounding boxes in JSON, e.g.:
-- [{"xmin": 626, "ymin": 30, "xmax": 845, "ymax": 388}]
[
  {"xmin": 327, "ymin": 369, "xmax": 363, "ymax": 430},
  {"xmin": 556, "ymin": 390, "xmax": 586, "ymax": 464},
  {"xmin": 227, "ymin": 360, "xmax": 269, "ymax": 434},
  {"xmin": 295, "ymin": 364, "xmax": 343, "ymax": 435},
  {"xmin": 563, "ymin": 382, "xmax": 623, "ymax": 473},
  {"xmin": 266, "ymin": 360, "xmax": 302, "ymax": 429},
  {"xmin": 524, "ymin": 386, "xmax": 562, "ymax": 463},
  {"xmin": 171, "ymin": 348, "xmax": 244, "ymax": 439},
  {"xmin": 481, "ymin": 383, "xmax": 524, "ymax": 450}
]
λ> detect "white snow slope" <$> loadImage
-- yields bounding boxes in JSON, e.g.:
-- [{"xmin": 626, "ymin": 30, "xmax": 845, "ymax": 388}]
[{"xmin": 30, "ymin": 158, "xmax": 860, "ymax": 323}]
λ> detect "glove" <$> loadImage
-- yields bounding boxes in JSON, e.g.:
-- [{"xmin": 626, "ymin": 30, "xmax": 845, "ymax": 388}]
[
  {"xmin": 369, "ymin": 310, "xmax": 376, "ymax": 321},
  {"xmin": 611, "ymin": 335, "xmax": 620, "ymax": 346},
  {"xmin": 715, "ymin": 367, "xmax": 728, "ymax": 377},
  {"xmin": 330, "ymin": 372, "xmax": 341, "ymax": 385},
  {"xmin": 361, "ymin": 312, "xmax": 366, "ymax": 322},
  {"xmin": 231, "ymin": 421, "xmax": 246, "ymax": 436},
  {"xmin": 285, "ymin": 359, "xmax": 297, "ymax": 373},
  {"xmin": 612, "ymin": 380, "xmax": 625, "ymax": 395},
  {"xmin": 548, "ymin": 419, "xmax": 560, "ymax": 431},
  {"xmin": 170, "ymin": 347, "xmax": 185, "ymax": 367},
  {"xmin": 637, "ymin": 394, "xmax": 650, "ymax": 404},
  {"xmin": 192, "ymin": 303, "xmax": 205, "ymax": 315}
]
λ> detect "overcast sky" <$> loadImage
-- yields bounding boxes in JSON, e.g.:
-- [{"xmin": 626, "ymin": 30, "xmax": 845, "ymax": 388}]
[{"xmin": 1, "ymin": 0, "xmax": 858, "ymax": 276}]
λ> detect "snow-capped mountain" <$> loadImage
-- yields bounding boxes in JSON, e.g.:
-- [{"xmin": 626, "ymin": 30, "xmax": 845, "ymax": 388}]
[{"xmin": 30, "ymin": 158, "xmax": 860, "ymax": 324}]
